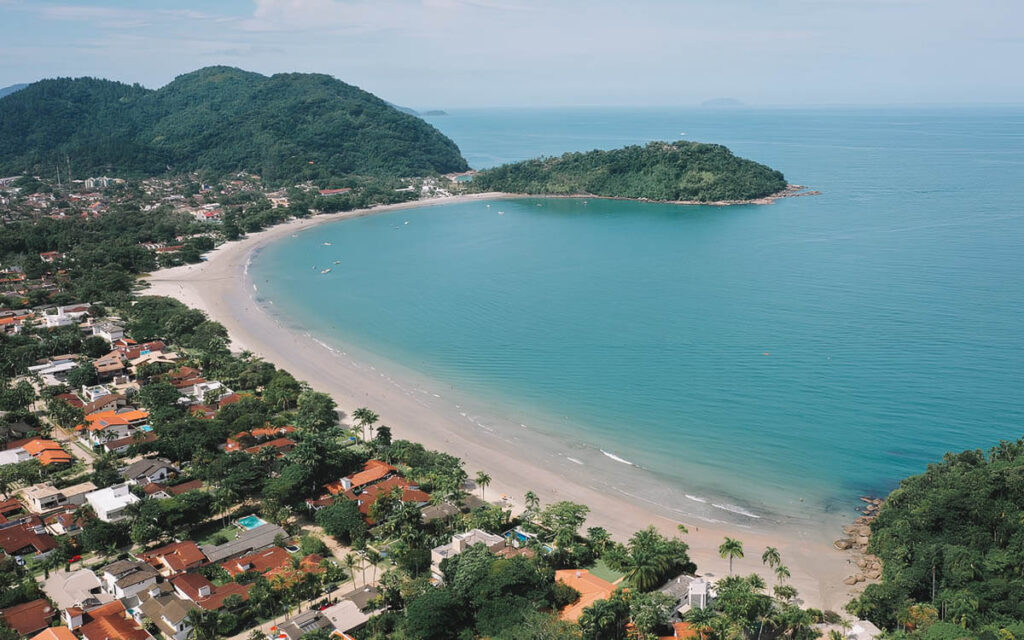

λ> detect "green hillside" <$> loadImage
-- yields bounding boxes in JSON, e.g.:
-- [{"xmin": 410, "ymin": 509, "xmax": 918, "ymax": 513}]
[
  {"xmin": 470, "ymin": 141, "xmax": 787, "ymax": 203},
  {"xmin": 0, "ymin": 67, "xmax": 468, "ymax": 183}
]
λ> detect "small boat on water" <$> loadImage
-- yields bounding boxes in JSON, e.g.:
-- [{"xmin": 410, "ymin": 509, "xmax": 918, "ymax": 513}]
[
  {"xmin": 323, "ymin": 242, "xmax": 332, "ymax": 246},
  {"xmin": 404, "ymin": 221, "xmax": 409, "ymax": 225},
  {"xmin": 333, "ymin": 260, "xmax": 340, "ymax": 264},
  {"xmin": 321, "ymin": 268, "xmax": 332, "ymax": 274}
]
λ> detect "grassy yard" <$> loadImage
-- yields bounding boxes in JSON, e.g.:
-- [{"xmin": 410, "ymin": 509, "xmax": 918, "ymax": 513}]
[
  {"xmin": 195, "ymin": 520, "xmax": 241, "ymax": 546},
  {"xmin": 586, "ymin": 557, "xmax": 626, "ymax": 584}
]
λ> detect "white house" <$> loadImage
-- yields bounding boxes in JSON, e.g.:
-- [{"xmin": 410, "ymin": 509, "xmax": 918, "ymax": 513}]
[
  {"xmin": 0, "ymin": 447, "xmax": 31, "ymax": 465},
  {"xmin": 92, "ymin": 322, "xmax": 124, "ymax": 344},
  {"xmin": 21, "ymin": 482, "xmax": 97, "ymax": 514},
  {"xmin": 430, "ymin": 529, "xmax": 506, "ymax": 581},
  {"xmin": 86, "ymin": 483, "xmax": 140, "ymax": 522},
  {"xmin": 100, "ymin": 560, "xmax": 159, "ymax": 599}
]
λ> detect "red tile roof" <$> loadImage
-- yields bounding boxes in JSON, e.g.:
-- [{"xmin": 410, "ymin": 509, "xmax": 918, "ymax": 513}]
[
  {"xmin": 31, "ymin": 627, "xmax": 78, "ymax": 640},
  {"xmin": 0, "ymin": 599, "xmax": 57, "ymax": 636},
  {"xmin": 79, "ymin": 608, "xmax": 150, "ymax": 640},
  {"xmin": 343, "ymin": 475, "xmax": 430, "ymax": 523},
  {"xmin": 222, "ymin": 546, "xmax": 291, "ymax": 577},
  {"xmin": 243, "ymin": 437, "xmax": 296, "ymax": 456},
  {"xmin": 326, "ymin": 460, "xmax": 394, "ymax": 495},
  {"xmin": 140, "ymin": 540, "xmax": 207, "ymax": 573},
  {"xmin": 0, "ymin": 521, "xmax": 58, "ymax": 555}
]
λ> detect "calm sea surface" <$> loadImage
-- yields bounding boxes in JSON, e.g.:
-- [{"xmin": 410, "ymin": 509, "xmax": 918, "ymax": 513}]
[{"xmin": 252, "ymin": 107, "xmax": 1024, "ymax": 525}]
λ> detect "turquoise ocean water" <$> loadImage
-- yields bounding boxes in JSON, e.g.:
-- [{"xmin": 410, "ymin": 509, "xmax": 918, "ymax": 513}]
[{"xmin": 251, "ymin": 107, "xmax": 1024, "ymax": 528}]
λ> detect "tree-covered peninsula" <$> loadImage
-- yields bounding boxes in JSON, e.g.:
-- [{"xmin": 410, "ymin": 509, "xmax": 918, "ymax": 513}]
[
  {"xmin": 470, "ymin": 141, "xmax": 788, "ymax": 203},
  {"xmin": 848, "ymin": 437, "xmax": 1024, "ymax": 638},
  {"xmin": 0, "ymin": 67, "xmax": 468, "ymax": 184}
]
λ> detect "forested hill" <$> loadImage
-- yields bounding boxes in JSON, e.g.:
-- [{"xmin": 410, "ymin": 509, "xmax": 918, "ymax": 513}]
[
  {"xmin": 0, "ymin": 67, "xmax": 469, "ymax": 183},
  {"xmin": 849, "ymin": 438, "xmax": 1024, "ymax": 637},
  {"xmin": 470, "ymin": 141, "xmax": 787, "ymax": 203}
]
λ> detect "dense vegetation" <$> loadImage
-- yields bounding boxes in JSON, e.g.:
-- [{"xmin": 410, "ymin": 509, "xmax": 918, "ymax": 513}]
[
  {"xmin": 0, "ymin": 67, "xmax": 468, "ymax": 183},
  {"xmin": 470, "ymin": 141, "xmax": 787, "ymax": 203},
  {"xmin": 848, "ymin": 438, "xmax": 1024, "ymax": 639}
]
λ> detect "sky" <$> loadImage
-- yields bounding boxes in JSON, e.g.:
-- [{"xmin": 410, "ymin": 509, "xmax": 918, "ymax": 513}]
[{"xmin": 0, "ymin": 0, "xmax": 1022, "ymax": 108}]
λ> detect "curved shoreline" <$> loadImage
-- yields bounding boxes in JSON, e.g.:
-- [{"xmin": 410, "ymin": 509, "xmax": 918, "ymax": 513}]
[{"xmin": 144, "ymin": 192, "xmax": 853, "ymax": 610}]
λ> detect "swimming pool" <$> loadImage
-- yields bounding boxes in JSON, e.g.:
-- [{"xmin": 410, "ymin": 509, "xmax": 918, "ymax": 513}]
[
  {"xmin": 138, "ymin": 425, "xmax": 153, "ymax": 432},
  {"xmin": 237, "ymin": 515, "xmax": 267, "ymax": 530}
]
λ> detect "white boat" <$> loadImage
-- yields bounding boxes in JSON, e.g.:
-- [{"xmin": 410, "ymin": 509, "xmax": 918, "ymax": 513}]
[
  {"xmin": 321, "ymin": 268, "xmax": 331, "ymax": 274},
  {"xmin": 333, "ymin": 260, "xmax": 340, "ymax": 264},
  {"xmin": 323, "ymin": 242, "xmax": 332, "ymax": 246}
]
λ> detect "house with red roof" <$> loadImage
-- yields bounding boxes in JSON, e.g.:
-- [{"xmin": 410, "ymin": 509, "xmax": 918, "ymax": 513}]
[
  {"xmin": 78, "ymin": 600, "xmax": 153, "ymax": 640},
  {"xmin": 0, "ymin": 519, "xmax": 59, "ymax": 560},
  {"xmin": 326, "ymin": 460, "xmax": 396, "ymax": 495},
  {"xmin": 76, "ymin": 408, "xmax": 149, "ymax": 447},
  {"xmin": 0, "ymin": 599, "xmax": 58, "ymax": 636},
  {"xmin": 139, "ymin": 540, "xmax": 207, "ymax": 576},
  {"xmin": 224, "ymin": 425, "xmax": 296, "ymax": 452},
  {"xmin": 342, "ymin": 475, "xmax": 431, "ymax": 524},
  {"xmin": 20, "ymin": 438, "xmax": 74, "ymax": 466},
  {"xmin": 243, "ymin": 437, "xmax": 296, "ymax": 457},
  {"xmin": 221, "ymin": 546, "xmax": 292, "ymax": 577},
  {"xmin": 171, "ymin": 573, "xmax": 250, "ymax": 611}
]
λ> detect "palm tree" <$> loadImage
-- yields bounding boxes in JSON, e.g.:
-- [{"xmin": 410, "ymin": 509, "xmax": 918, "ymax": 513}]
[
  {"xmin": 677, "ymin": 523, "xmax": 689, "ymax": 535},
  {"xmin": 366, "ymin": 549, "xmax": 382, "ymax": 583},
  {"xmin": 352, "ymin": 407, "xmax": 379, "ymax": 442},
  {"xmin": 773, "ymin": 584, "xmax": 798, "ymax": 602},
  {"xmin": 343, "ymin": 553, "xmax": 357, "ymax": 587},
  {"xmin": 524, "ymin": 490, "xmax": 540, "ymax": 518},
  {"xmin": 761, "ymin": 546, "xmax": 781, "ymax": 569},
  {"xmin": 186, "ymin": 609, "xmax": 220, "ymax": 640},
  {"xmin": 718, "ymin": 537, "xmax": 744, "ymax": 575},
  {"xmin": 774, "ymin": 564, "xmax": 791, "ymax": 584},
  {"xmin": 474, "ymin": 471, "xmax": 491, "ymax": 502}
]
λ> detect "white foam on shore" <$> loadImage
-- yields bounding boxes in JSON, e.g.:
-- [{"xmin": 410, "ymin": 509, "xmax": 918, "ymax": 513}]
[
  {"xmin": 685, "ymin": 494, "xmax": 708, "ymax": 504},
  {"xmin": 712, "ymin": 503, "xmax": 762, "ymax": 519},
  {"xmin": 600, "ymin": 449, "xmax": 635, "ymax": 466},
  {"xmin": 566, "ymin": 457, "xmax": 584, "ymax": 465}
]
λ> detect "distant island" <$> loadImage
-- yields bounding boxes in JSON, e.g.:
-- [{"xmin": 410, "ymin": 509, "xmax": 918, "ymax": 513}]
[
  {"xmin": 421, "ymin": 109, "xmax": 448, "ymax": 116},
  {"xmin": 469, "ymin": 141, "xmax": 789, "ymax": 203},
  {"xmin": 701, "ymin": 97, "xmax": 745, "ymax": 108},
  {"xmin": 0, "ymin": 83, "xmax": 27, "ymax": 99},
  {"xmin": 0, "ymin": 67, "xmax": 468, "ymax": 184}
]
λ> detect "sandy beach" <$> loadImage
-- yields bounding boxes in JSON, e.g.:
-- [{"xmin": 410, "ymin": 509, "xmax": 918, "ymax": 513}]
[{"xmin": 144, "ymin": 192, "xmax": 858, "ymax": 611}]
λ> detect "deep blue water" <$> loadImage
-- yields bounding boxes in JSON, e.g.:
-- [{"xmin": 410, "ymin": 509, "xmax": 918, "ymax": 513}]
[{"xmin": 252, "ymin": 107, "xmax": 1024, "ymax": 523}]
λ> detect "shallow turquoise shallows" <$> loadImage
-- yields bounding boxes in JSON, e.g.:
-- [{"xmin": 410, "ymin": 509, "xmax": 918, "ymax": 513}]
[{"xmin": 251, "ymin": 107, "xmax": 1024, "ymax": 526}]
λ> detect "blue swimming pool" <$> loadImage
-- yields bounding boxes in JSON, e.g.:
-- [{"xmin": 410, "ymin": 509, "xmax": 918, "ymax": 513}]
[
  {"xmin": 138, "ymin": 425, "xmax": 153, "ymax": 432},
  {"xmin": 237, "ymin": 515, "xmax": 267, "ymax": 530}
]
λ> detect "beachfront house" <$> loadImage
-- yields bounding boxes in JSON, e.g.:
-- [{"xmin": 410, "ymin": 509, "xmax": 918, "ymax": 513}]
[{"xmin": 430, "ymin": 529, "xmax": 505, "ymax": 581}]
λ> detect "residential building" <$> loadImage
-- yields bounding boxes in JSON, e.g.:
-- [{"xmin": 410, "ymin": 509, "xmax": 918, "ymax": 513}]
[
  {"xmin": 92, "ymin": 322, "xmax": 125, "ymax": 344},
  {"xmin": 41, "ymin": 569, "xmax": 114, "ymax": 626},
  {"xmin": 78, "ymin": 600, "xmax": 153, "ymax": 640},
  {"xmin": 0, "ymin": 519, "xmax": 58, "ymax": 560},
  {"xmin": 121, "ymin": 458, "xmax": 176, "ymax": 485},
  {"xmin": 139, "ymin": 540, "xmax": 206, "ymax": 576},
  {"xmin": 24, "ymin": 439, "xmax": 74, "ymax": 466},
  {"xmin": 31, "ymin": 627, "xmax": 79, "ymax": 640},
  {"xmin": 199, "ymin": 523, "xmax": 287, "ymax": 564},
  {"xmin": 135, "ymin": 587, "xmax": 194, "ymax": 640},
  {"xmin": 103, "ymin": 431, "xmax": 157, "ymax": 455},
  {"xmin": 276, "ymin": 610, "xmax": 333, "ymax": 640},
  {"xmin": 171, "ymin": 573, "xmax": 250, "ymax": 610},
  {"xmin": 430, "ymin": 529, "xmax": 506, "ymax": 581},
  {"xmin": 77, "ymin": 408, "xmax": 148, "ymax": 447},
  {"xmin": 141, "ymin": 479, "xmax": 202, "ymax": 499},
  {"xmin": 100, "ymin": 560, "xmax": 160, "ymax": 599},
  {"xmin": 320, "ymin": 586, "xmax": 379, "ymax": 635},
  {"xmin": 86, "ymin": 483, "xmax": 140, "ymax": 522},
  {"xmin": 327, "ymin": 459, "xmax": 395, "ymax": 494},
  {"xmin": 0, "ymin": 599, "xmax": 58, "ymax": 636},
  {"xmin": 20, "ymin": 482, "xmax": 96, "ymax": 514},
  {"xmin": 221, "ymin": 546, "xmax": 291, "ymax": 577}
]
